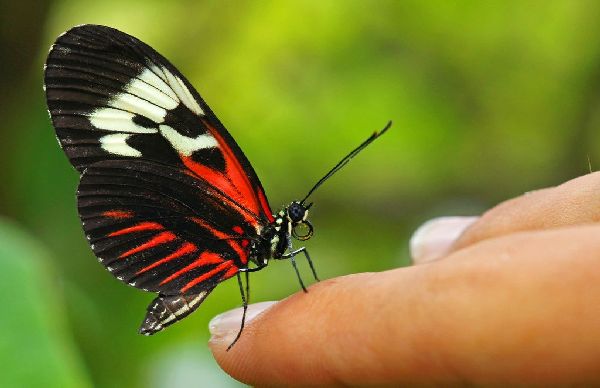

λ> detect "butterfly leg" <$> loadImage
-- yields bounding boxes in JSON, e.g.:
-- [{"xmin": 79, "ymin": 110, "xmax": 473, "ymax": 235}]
[
  {"xmin": 291, "ymin": 255, "xmax": 308, "ymax": 293},
  {"xmin": 226, "ymin": 271, "xmax": 249, "ymax": 351},
  {"xmin": 281, "ymin": 246, "xmax": 309, "ymax": 293},
  {"xmin": 283, "ymin": 246, "xmax": 319, "ymax": 280},
  {"xmin": 226, "ymin": 264, "xmax": 269, "ymax": 349},
  {"xmin": 294, "ymin": 247, "xmax": 319, "ymax": 282},
  {"xmin": 245, "ymin": 270, "xmax": 250, "ymax": 306}
]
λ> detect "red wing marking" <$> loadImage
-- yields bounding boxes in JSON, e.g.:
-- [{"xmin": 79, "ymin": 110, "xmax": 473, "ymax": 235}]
[
  {"xmin": 198, "ymin": 252, "xmax": 226, "ymax": 265},
  {"xmin": 257, "ymin": 189, "xmax": 275, "ymax": 222},
  {"xmin": 108, "ymin": 222, "xmax": 164, "ymax": 236},
  {"xmin": 103, "ymin": 210, "xmax": 134, "ymax": 219},
  {"xmin": 136, "ymin": 242, "xmax": 197, "ymax": 275},
  {"xmin": 190, "ymin": 217, "xmax": 248, "ymax": 265},
  {"xmin": 202, "ymin": 121, "xmax": 257, "ymax": 207},
  {"xmin": 180, "ymin": 119, "xmax": 274, "ymax": 222},
  {"xmin": 232, "ymin": 226, "xmax": 244, "ymax": 234},
  {"xmin": 190, "ymin": 217, "xmax": 228, "ymax": 239},
  {"xmin": 222, "ymin": 266, "xmax": 239, "ymax": 280},
  {"xmin": 180, "ymin": 260, "xmax": 234, "ymax": 293},
  {"xmin": 159, "ymin": 252, "xmax": 226, "ymax": 286},
  {"xmin": 181, "ymin": 156, "xmax": 240, "ymax": 199},
  {"xmin": 119, "ymin": 231, "xmax": 177, "ymax": 258},
  {"xmin": 181, "ymin": 156, "xmax": 256, "ymax": 225},
  {"xmin": 159, "ymin": 253, "xmax": 229, "ymax": 287}
]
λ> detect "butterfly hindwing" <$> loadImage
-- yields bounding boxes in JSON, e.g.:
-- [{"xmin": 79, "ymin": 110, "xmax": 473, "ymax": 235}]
[{"xmin": 77, "ymin": 159, "xmax": 257, "ymax": 295}]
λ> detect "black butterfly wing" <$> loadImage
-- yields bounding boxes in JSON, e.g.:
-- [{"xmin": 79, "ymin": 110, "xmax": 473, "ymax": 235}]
[
  {"xmin": 44, "ymin": 24, "xmax": 274, "ymax": 333},
  {"xmin": 45, "ymin": 24, "xmax": 274, "ymax": 224}
]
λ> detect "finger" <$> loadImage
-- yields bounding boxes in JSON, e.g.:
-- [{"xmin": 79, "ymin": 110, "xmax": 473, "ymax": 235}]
[
  {"xmin": 451, "ymin": 171, "xmax": 600, "ymax": 252},
  {"xmin": 409, "ymin": 216, "xmax": 478, "ymax": 264},
  {"xmin": 210, "ymin": 224, "xmax": 600, "ymax": 386}
]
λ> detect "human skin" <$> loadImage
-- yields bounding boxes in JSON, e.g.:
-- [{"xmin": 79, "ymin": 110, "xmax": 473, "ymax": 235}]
[{"xmin": 209, "ymin": 172, "xmax": 600, "ymax": 386}]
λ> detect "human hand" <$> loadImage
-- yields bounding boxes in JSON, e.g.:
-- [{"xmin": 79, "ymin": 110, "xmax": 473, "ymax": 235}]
[{"xmin": 209, "ymin": 172, "xmax": 600, "ymax": 386}]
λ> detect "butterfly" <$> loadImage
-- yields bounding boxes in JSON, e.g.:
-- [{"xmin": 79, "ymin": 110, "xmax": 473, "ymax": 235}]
[{"xmin": 44, "ymin": 24, "xmax": 390, "ymax": 349}]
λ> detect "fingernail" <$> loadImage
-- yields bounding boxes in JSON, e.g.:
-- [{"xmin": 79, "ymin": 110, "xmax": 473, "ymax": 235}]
[
  {"xmin": 209, "ymin": 301, "xmax": 277, "ymax": 341},
  {"xmin": 410, "ymin": 216, "xmax": 478, "ymax": 264}
]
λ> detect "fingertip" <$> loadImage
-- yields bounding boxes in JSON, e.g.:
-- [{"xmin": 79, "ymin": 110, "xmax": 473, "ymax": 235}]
[
  {"xmin": 209, "ymin": 301, "xmax": 278, "ymax": 344},
  {"xmin": 206, "ymin": 271, "xmax": 427, "ymax": 386},
  {"xmin": 208, "ymin": 301, "xmax": 279, "ymax": 384},
  {"xmin": 410, "ymin": 216, "xmax": 478, "ymax": 264}
]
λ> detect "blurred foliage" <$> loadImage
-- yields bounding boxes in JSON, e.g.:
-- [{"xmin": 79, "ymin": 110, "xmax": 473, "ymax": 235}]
[
  {"xmin": 0, "ymin": 219, "xmax": 90, "ymax": 387},
  {"xmin": 1, "ymin": 0, "xmax": 599, "ymax": 386}
]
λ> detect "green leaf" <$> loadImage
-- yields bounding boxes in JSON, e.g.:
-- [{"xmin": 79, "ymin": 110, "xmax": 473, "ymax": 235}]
[{"xmin": 0, "ymin": 218, "xmax": 91, "ymax": 388}]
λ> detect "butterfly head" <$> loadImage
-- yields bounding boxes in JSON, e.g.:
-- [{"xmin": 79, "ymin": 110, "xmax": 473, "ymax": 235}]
[{"xmin": 286, "ymin": 201, "xmax": 314, "ymax": 241}]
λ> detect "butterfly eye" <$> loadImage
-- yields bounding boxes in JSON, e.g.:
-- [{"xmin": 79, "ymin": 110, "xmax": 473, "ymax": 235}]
[
  {"xmin": 287, "ymin": 202, "xmax": 306, "ymax": 223},
  {"xmin": 292, "ymin": 221, "xmax": 313, "ymax": 241}
]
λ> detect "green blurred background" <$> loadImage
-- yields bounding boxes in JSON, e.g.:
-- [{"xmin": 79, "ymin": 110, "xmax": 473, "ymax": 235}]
[{"xmin": 1, "ymin": 1, "xmax": 598, "ymax": 386}]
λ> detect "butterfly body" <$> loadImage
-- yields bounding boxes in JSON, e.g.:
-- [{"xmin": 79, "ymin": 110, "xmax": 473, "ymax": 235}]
[{"xmin": 45, "ymin": 24, "xmax": 388, "ymax": 345}]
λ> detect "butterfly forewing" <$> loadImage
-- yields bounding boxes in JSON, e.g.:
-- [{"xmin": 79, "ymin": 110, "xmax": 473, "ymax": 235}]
[{"xmin": 45, "ymin": 24, "xmax": 273, "ymax": 222}]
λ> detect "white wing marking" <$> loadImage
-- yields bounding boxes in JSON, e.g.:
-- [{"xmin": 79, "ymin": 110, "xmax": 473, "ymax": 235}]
[
  {"xmin": 137, "ymin": 67, "xmax": 179, "ymax": 101},
  {"xmin": 107, "ymin": 92, "xmax": 167, "ymax": 123},
  {"xmin": 89, "ymin": 108, "xmax": 157, "ymax": 133},
  {"xmin": 175, "ymin": 75, "xmax": 204, "ymax": 116},
  {"xmin": 100, "ymin": 133, "xmax": 142, "ymax": 157},
  {"xmin": 151, "ymin": 63, "xmax": 204, "ymax": 116},
  {"xmin": 126, "ymin": 77, "xmax": 178, "ymax": 110},
  {"xmin": 89, "ymin": 62, "xmax": 209, "ymax": 157},
  {"xmin": 159, "ymin": 125, "xmax": 217, "ymax": 156}
]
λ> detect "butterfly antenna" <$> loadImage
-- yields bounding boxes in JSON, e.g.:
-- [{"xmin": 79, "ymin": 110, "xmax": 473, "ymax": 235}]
[{"xmin": 300, "ymin": 121, "xmax": 392, "ymax": 205}]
